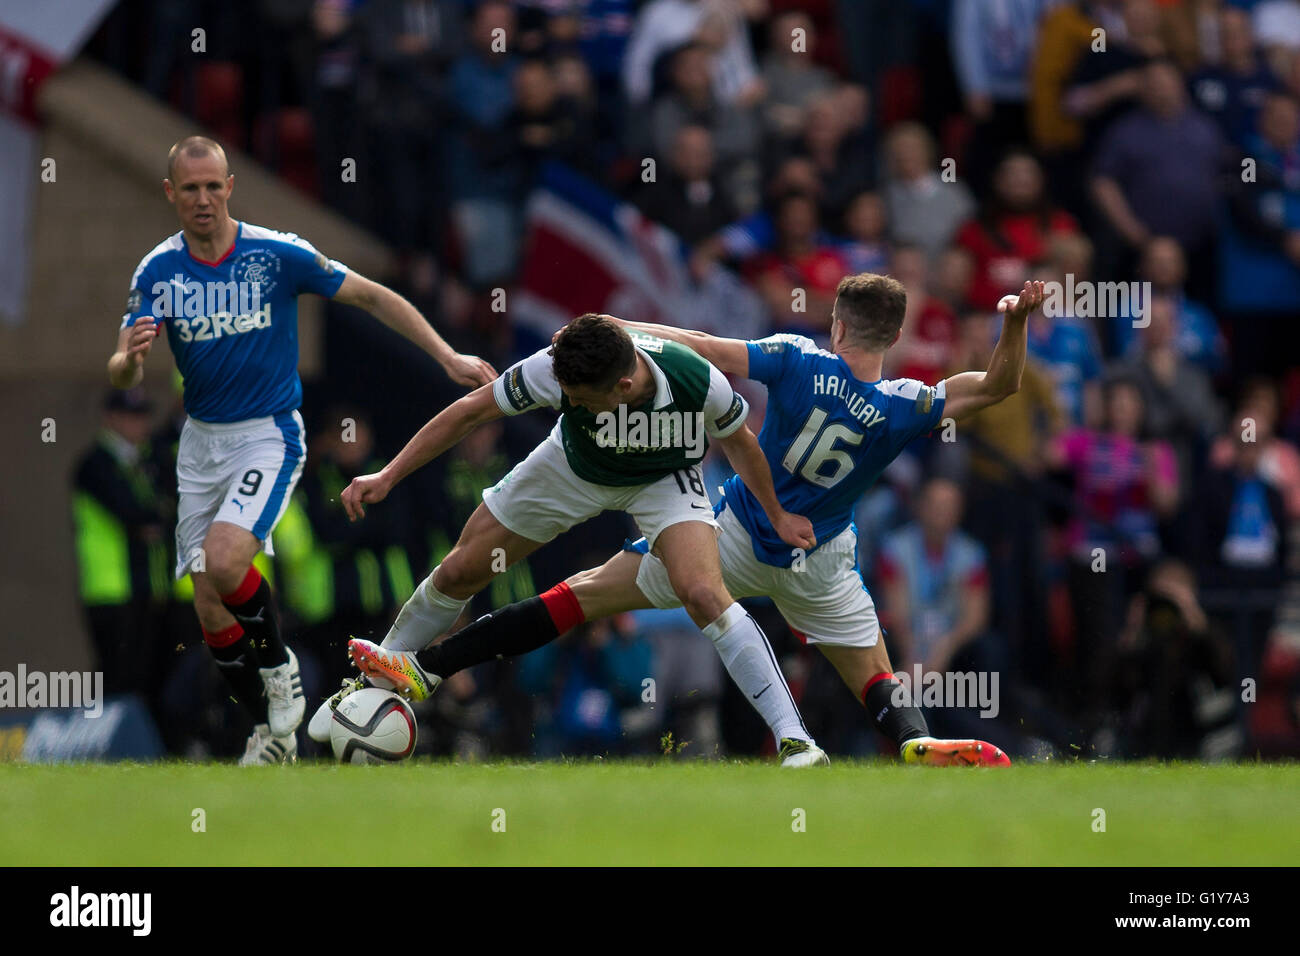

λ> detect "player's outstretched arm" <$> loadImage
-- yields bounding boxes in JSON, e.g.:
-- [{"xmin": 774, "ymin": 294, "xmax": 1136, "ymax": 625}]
[
  {"xmin": 601, "ymin": 315, "xmax": 750, "ymax": 378},
  {"xmin": 715, "ymin": 425, "xmax": 815, "ymax": 550},
  {"xmin": 942, "ymin": 280, "xmax": 1045, "ymax": 422},
  {"xmin": 332, "ymin": 272, "xmax": 497, "ymax": 387},
  {"xmin": 107, "ymin": 319, "xmax": 158, "ymax": 389},
  {"xmin": 340, "ymin": 384, "xmax": 503, "ymax": 520}
]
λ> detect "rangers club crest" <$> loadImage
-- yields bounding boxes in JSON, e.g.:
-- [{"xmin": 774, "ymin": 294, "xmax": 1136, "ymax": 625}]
[{"xmin": 230, "ymin": 249, "xmax": 281, "ymax": 299}]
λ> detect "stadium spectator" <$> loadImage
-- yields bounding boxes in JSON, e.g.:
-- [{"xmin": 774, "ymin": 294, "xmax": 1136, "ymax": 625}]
[
  {"xmin": 1114, "ymin": 236, "xmax": 1226, "ymax": 373},
  {"xmin": 779, "ymin": 87, "xmax": 876, "ymax": 216},
  {"xmin": 1254, "ymin": 0, "xmax": 1300, "ymax": 77},
  {"xmin": 355, "ymin": 0, "xmax": 463, "ymax": 263},
  {"xmin": 1089, "ymin": 58, "xmax": 1226, "ymax": 298},
  {"xmin": 881, "ymin": 122, "xmax": 976, "ymax": 261},
  {"xmin": 1188, "ymin": 6, "xmax": 1282, "ymax": 148},
  {"xmin": 1048, "ymin": 376, "xmax": 1179, "ymax": 714},
  {"xmin": 760, "ymin": 9, "xmax": 836, "ymax": 142},
  {"xmin": 445, "ymin": 0, "xmax": 522, "ymax": 286},
  {"xmin": 947, "ymin": 311, "xmax": 1063, "ymax": 678},
  {"xmin": 954, "ymin": 148, "xmax": 1079, "ymax": 311},
  {"xmin": 883, "ymin": 244, "xmax": 959, "ymax": 387},
  {"xmin": 517, "ymin": 615, "xmax": 657, "ymax": 756},
  {"xmin": 646, "ymin": 40, "xmax": 762, "ymax": 206},
  {"xmin": 622, "ymin": 0, "xmax": 763, "ymax": 108},
  {"xmin": 1110, "ymin": 559, "xmax": 1241, "ymax": 758},
  {"xmin": 1029, "ymin": 0, "xmax": 1120, "ymax": 212},
  {"xmin": 1220, "ymin": 91, "xmax": 1300, "ymax": 378},
  {"xmin": 748, "ymin": 191, "xmax": 847, "ymax": 339},
  {"xmin": 1194, "ymin": 404, "xmax": 1291, "ymax": 701},
  {"xmin": 1027, "ymin": 233, "xmax": 1104, "ymax": 426},
  {"xmin": 1110, "ymin": 296, "xmax": 1223, "ymax": 489},
  {"xmin": 950, "ymin": 0, "xmax": 1058, "ymax": 192},
  {"xmin": 1063, "ymin": 0, "xmax": 1167, "ymax": 154},
  {"xmin": 633, "ymin": 124, "xmax": 737, "ymax": 245},
  {"xmin": 835, "ymin": 190, "xmax": 890, "ymax": 276},
  {"xmin": 72, "ymin": 388, "xmax": 170, "ymax": 701},
  {"xmin": 875, "ymin": 478, "xmax": 1006, "ymax": 740},
  {"xmin": 1209, "ymin": 378, "xmax": 1300, "ymax": 520},
  {"xmin": 308, "ymin": 0, "xmax": 366, "ymax": 222},
  {"xmin": 506, "ymin": 58, "xmax": 596, "ymax": 181},
  {"xmin": 276, "ymin": 410, "xmax": 416, "ymax": 691}
]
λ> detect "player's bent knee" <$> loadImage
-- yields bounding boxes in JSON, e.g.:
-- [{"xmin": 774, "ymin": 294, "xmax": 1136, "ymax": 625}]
[
  {"xmin": 431, "ymin": 551, "xmax": 489, "ymax": 600},
  {"xmin": 672, "ymin": 579, "xmax": 729, "ymax": 624},
  {"xmin": 203, "ymin": 552, "xmax": 251, "ymax": 595}
]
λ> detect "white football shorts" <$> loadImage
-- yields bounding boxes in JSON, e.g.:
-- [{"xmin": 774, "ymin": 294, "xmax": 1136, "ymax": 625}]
[
  {"xmin": 481, "ymin": 431, "xmax": 718, "ymax": 549},
  {"xmin": 173, "ymin": 411, "xmax": 305, "ymax": 577},
  {"xmin": 633, "ymin": 503, "xmax": 881, "ymax": 647}
]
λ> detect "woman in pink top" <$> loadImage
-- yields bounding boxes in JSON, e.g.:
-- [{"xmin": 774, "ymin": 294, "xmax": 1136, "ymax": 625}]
[{"xmin": 1048, "ymin": 377, "xmax": 1179, "ymax": 718}]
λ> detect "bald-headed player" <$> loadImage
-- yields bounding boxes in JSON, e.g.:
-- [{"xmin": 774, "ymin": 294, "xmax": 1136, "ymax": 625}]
[{"xmin": 108, "ymin": 136, "xmax": 496, "ymax": 764}]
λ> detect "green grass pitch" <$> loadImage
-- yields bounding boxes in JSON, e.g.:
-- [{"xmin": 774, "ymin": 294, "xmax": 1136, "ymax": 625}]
[{"xmin": 1, "ymin": 760, "xmax": 1296, "ymax": 866}]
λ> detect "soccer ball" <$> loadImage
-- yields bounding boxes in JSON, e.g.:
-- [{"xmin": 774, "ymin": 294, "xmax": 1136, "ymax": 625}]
[{"xmin": 329, "ymin": 687, "xmax": 417, "ymax": 764}]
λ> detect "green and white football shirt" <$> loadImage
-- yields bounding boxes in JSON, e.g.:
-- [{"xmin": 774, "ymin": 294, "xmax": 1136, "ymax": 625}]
[{"xmin": 492, "ymin": 332, "xmax": 748, "ymax": 487}]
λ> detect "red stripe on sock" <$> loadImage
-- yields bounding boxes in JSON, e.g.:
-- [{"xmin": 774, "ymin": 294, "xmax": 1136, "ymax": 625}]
[
  {"xmin": 540, "ymin": 582, "xmax": 585, "ymax": 635},
  {"xmin": 204, "ymin": 622, "xmax": 245, "ymax": 648},
  {"xmin": 221, "ymin": 566, "xmax": 262, "ymax": 606},
  {"xmin": 861, "ymin": 671, "xmax": 896, "ymax": 703}
]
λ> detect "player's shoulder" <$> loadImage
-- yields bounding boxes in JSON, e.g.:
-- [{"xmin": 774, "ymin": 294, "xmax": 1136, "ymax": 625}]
[
  {"xmin": 239, "ymin": 221, "xmax": 320, "ymax": 254},
  {"xmin": 874, "ymin": 377, "xmax": 946, "ymax": 414},
  {"xmin": 751, "ymin": 332, "xmax": 826, "ymax": 359},
  {"xmin": 634, "ymin": 332, "xmax": 713, "ymax": 380},
  {"xmin": 129, "ymin": 232, "xmax": 185, "ymax": 284}
]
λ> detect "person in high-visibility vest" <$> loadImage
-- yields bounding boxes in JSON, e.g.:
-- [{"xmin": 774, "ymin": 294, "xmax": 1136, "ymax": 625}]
[
  {"xmin": 276, "ymin": 410, "xmax": 417, "ymax": 691},
  {"xmin": 72, "ymin": 388, "xmax": 170, "ymax": 699}
]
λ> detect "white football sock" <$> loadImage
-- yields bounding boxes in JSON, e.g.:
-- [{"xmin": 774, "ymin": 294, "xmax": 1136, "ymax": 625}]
[
  {"xmin": 703, "ymin": 603, "xmax": 810, "ymax": 745},
  {"xmin": 381, "ymin": 571, "xmax": 469, "ymax": 652}
]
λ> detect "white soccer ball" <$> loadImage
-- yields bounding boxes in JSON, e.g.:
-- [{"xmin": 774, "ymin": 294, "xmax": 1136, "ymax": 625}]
[{"xmin": 329, "ymin": 687, "xmax": 417, "ymax": 764}]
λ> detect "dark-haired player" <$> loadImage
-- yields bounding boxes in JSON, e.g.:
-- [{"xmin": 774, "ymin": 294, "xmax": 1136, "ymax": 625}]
[
  {"xmin": 308, "ymin": 314, "xmax": 831, "ymax": 766},
  {"xmin": 108, "ymin": 136, "xmax": 496, "ymax": 764},
  {"xmin": 349, "ymin": 276, "xmax": 1046, "ymax": 766}
]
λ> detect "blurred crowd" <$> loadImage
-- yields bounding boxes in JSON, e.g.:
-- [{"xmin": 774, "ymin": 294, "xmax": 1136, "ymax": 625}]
[{"xmin": 78, "ymin": 0, "xmax": 1300, "ymax": 760}]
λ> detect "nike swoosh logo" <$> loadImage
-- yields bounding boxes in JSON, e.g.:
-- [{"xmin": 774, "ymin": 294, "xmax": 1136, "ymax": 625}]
[
  {"xmin": 234, "ymin": 611, "xmax": 265, "ymax": 625},
  {"xmin": 690, "ymin": 503, "xmax": 708, "ymax": 510},
  {"xmin": 753, "ymin": 683, "xmax": 772, "ymax": 700}
]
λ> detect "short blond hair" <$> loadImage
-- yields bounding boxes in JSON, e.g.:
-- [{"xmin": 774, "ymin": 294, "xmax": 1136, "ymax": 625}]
[{"xmin": 167, "ymin": 136, "xmax": 229, "ymax": 180}]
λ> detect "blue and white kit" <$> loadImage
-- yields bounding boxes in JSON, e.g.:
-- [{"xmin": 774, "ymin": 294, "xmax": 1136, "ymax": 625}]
[
  {"xmin": 633, "ymin": 334, "xmax": 948, "ymax": 646},
  {"xmin": 121, "ymin": 222, "xmax": 347, "ymax": 575}
]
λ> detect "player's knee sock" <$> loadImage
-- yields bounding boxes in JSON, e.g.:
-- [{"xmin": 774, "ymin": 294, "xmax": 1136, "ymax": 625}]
[
  {"xmin": 220, "ymin": 567, "xmax": 288, "ymax": 667},
  {"xmin": 205, "ymin": 623, "xmax": 269, "ymax": 723},
  {"xmin": 704, "ymin": 603, "xmax": 810, "ymax": 745},
  {"xmin": 863, "ymin": 671, "xmax": 930, "ymax": 749},
  {"xmin": 419, "ymin": 582, "xmax": 586, "ymax": 677},
  {"xmin": 381, "ymin": 573, "xmax": 470, "ymax": 652}
]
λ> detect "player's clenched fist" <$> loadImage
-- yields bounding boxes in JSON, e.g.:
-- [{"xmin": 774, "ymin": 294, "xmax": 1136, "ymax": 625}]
[
  {"xmin": 340, "ymin": 471, "xmax": 393, "ymax": 521},
  {"xmin": 442, "ymin": 353, "xmax": 498, "ymax": 388},
  {"xmin": 772, "ymin": 510, "xmax": 816, "ymax": 551},
  {"xmin": 125, "ymin": 318, "xmax": 159, "ymax": 363}
]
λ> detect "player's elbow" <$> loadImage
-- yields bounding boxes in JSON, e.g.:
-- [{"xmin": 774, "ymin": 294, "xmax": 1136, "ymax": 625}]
[{"xmin": 990, "ymin": 370, "xmax": 1022, "ymax": 402}]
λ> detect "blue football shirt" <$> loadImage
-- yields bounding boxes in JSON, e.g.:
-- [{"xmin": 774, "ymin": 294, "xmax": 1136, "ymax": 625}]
[
  {"xmin": 121, "ymin": 221, "xmax": 348, "ymax": 423},
  {"xmin": 723, "ymin": 334, "xmax": 947, "ymax": 568}
]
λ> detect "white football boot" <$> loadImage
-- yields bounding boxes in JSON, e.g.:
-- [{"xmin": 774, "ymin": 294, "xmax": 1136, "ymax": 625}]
[
  {"xmin": 778, "ymin": 737, "xmax": 830, "ymax": 767},
  {"xmin": 307, "ymin": 676, "xmax": 366, "ymax": 743},
  {"xmin": 260, "ymin": 647, "xmax": 306, "ymax": 738},
  {"xmin": 240, "ymin": 723, "xmax": 297, "ymax": 765}
]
